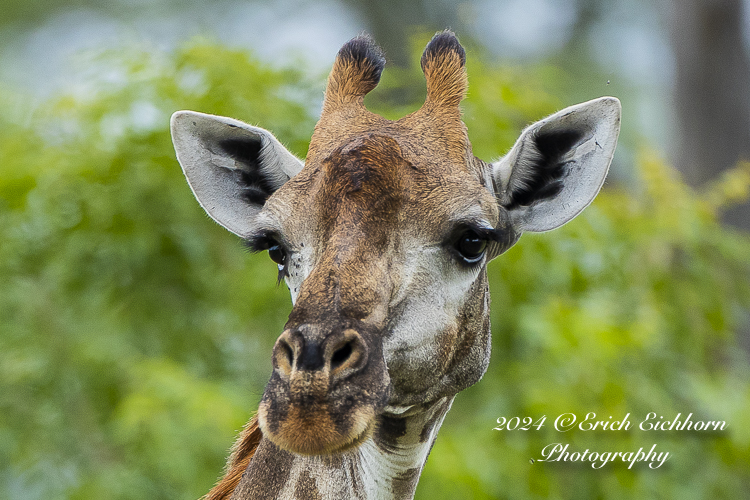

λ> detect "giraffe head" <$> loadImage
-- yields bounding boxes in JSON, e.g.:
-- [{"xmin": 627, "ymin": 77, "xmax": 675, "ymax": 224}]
[{"xmin": 171, "ymin": 32, "xmax": 620, "ymax": 456}]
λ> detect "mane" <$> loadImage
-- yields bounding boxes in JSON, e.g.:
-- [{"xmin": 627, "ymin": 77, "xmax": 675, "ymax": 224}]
[{"xmin": 203, "ymin": 414, "xmax": 263, "ymax": 500}]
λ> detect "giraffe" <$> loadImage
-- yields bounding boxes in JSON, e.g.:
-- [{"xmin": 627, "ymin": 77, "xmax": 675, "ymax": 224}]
[{"xmin": 170, "ymin": 31, "xmax": 620, "ymax": 500}]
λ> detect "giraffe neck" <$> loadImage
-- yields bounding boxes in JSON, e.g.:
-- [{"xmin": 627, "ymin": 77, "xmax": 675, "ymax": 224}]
[{"xmin": 230, "ymin": 396, "xmax": 455, "ymax": 500}]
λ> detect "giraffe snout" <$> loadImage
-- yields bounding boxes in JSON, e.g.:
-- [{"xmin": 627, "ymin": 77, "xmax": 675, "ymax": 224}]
[{"xmin": 258, "ymin": 322, "xmax": 391, "ymax": 455}]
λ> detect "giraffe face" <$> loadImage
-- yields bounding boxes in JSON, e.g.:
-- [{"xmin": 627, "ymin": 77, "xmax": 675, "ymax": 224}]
[
  {"xmin": 250, "ymin": 127, "xmax": 511, "ymax": 454},
  {"xmin": 171, "ymin": 31, "xmax": 620, "ymax": 458}
]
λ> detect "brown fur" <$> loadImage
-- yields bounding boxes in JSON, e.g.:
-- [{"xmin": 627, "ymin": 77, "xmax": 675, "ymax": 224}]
[
  {"xmin": 206, "ymin": 30, "xmax": 495, "ymax": 498},
  {"xmin": 421, "ymin": 30, "xmax": 468, "ymax": 108},
  {"xmin": 253, "ymin": 32, "xmax": 494, "ymax": 458},
  {"xmin": 204, "ymin": 415, "xmax": 263, "ymax": 500},
  {"xmin": 323, "ymin": 34, "xmax": 385, "ymax": 110}
]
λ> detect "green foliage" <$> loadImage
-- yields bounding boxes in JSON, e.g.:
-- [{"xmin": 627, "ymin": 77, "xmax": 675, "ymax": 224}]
[
  {"xmin": 0, "ymin": 42, "xmax": 313, "ymax": 499},
  {"xmin": 1, "ymin": 40, "xmax": 749, "ymax": 499}
]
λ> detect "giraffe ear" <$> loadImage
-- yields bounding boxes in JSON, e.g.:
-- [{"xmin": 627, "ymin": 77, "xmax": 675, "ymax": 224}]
[
  {"xmin": 171, "ymin": 111, "xmax": 303, "ymax": 238},
  {"xmin": 492, "ymin": 97, "xmax": 621, "ymax": 232}
]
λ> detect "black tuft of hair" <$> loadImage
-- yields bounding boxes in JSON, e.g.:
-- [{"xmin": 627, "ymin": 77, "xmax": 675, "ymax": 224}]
[
  {"xmin": 218, "ymin": 137, "xmax": 276, "ymax": 206},
  {"xmin": 507, "ymin": 128, "xmax": 586, "ymax": 208},
  {"xmin": 337, "ymin": 33, "xmax": 386, "ymax": 86},
  {"xmin": 535, "ymin": 129, "xmax": 585, "ymax": 160},
  {"xmin": 421, "ymin": 30, "xmax": 466, "ymax": 71}
]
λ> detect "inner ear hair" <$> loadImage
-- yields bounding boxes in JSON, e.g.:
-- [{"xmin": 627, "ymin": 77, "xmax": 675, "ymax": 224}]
[
  {"xmin": 215, "ymin": 136, "xmax": 282, "ymax": 206},
  {"xmin": 501, "ymin": 125, "xmax": 586, "ymax": 210}
]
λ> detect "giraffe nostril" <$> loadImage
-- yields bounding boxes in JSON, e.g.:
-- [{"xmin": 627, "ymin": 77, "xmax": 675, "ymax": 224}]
[
  {"xmin": 281, "ymin": 341, "xmax": 294, "ymax": 367},
  {"xmin": 273, "ymin": 332, "xmax": 297, "ymax": 377},
  {"xmin": 328, "ymin": 329, "xmax": 366, "ymax": 378},
  {"xmin": 331, "ymin": 342, "xmax": 353, "ymax": 370}
]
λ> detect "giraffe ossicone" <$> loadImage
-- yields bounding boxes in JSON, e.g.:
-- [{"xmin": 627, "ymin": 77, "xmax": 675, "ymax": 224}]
[{"xmin": 171, "ymin": 30, "xmax": 621, "ymax": 500}]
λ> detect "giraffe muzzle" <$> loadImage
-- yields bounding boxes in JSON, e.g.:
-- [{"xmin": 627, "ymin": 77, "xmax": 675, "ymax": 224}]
[{"xmin": 257, "ymin": 323, "xmax": 391, "ymax": 456}]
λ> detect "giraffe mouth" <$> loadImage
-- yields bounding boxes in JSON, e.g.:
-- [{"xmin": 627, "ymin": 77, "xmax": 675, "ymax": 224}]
[
  {"xmin": 256, "ymin": 342, "xmax": 391, "ymax": 456},
  {"xmin": 257, "ymin": 400, "xmax": 378, "ymax": 455},
  {"xmin": 256, "ymin": 320, "xmax": 392, "ymax": 455}
]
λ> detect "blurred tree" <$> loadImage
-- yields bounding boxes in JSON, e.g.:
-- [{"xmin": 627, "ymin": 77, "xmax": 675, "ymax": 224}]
[
  {"xmin": 666, "ymin": 0, "xmax": 750, "ymax": 351},
  {"xmin": 668, "ymin": 0, "xmax": 750, "ymax": 230}
]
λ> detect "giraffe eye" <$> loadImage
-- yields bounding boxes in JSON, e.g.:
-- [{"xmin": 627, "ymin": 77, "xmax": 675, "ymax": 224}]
[
  {"xmin": 454, "ymin": 230, "xmax": 488, "ymax": 264},
  {"xmin": 266, "ymin": 243, "xmax": 290, "ymax": 284},
  {"xmin": 256, "ymin": 236, "xmax": 288, "ymax": 283},
  {"xmin": 268, "ymin": 244, "xmax": 286, "ymax": 266},
  {"xmin": 243, "ymin": 233, "xmax": 289, "ymax": 284}
]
